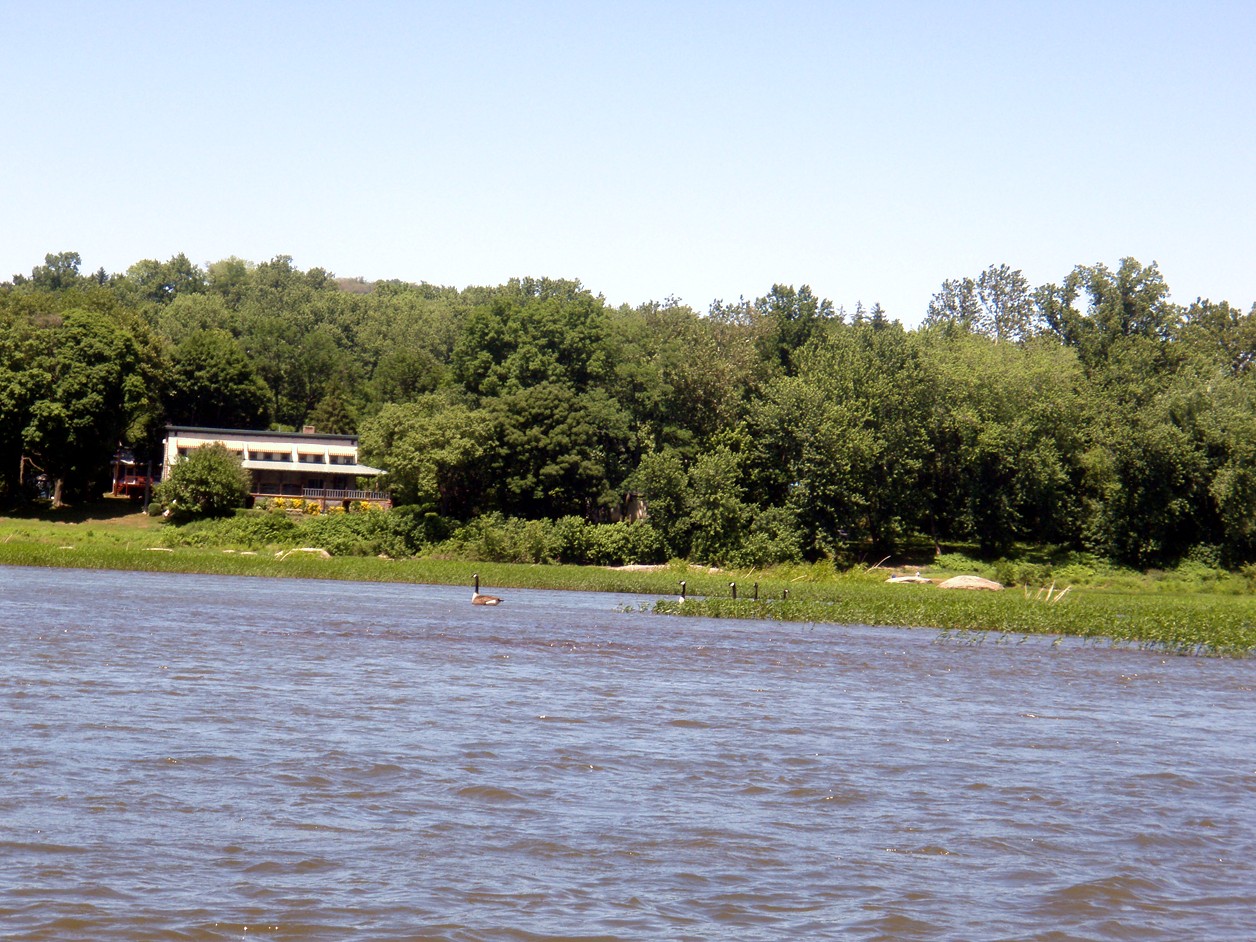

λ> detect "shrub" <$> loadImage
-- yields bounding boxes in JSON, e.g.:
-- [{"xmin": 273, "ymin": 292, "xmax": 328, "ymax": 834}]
[
  {"xmin": 160, "ymin": 509, "xmax": 302, "ymax": 549},
  {"xmin": 445, "ymin": 514, "xmax": 552, "ymax": 563},
  {"xmin": 155, "ymin": 444, "xmax": 252, "ymax": 522},
  {"xmin": 382, "ymin": 506, "xmax": 451, "ymax": 556},
  {"xmin": 302, "ymin": 514, "xmax": 377, "ymax": 556},
  {"xmin": 581, "ymin": 522, "xmax": 667, "ymax": 565},
  {"xmin": 934, "ymin": 552, "xmax": 991, "ymax": 575},
  {"xmin": 435, "ymin": 514, "xmax": 668, "ymax": 566},
  {"xmin": 726, "ymin": 506, "xmax": 804, "ymax": 569}
]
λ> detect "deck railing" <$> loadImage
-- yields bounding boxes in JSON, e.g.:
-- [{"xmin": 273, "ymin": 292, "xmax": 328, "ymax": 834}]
[
  {"xmin": 302, "ymin": 487, "xmax": 390, "ymax": 503},
  {"xmin": 250, "ymin": 486, "xmax": 392, "ymax": 508}
]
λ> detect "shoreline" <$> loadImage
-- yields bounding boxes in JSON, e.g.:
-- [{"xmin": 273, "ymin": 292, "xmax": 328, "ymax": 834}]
[{"xmin": 3, "ymin": 535, "xmax": 1254, "ymax": 657}]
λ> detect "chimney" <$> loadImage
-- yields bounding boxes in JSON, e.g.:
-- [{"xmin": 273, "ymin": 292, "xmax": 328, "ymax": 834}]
[{"xmin": 302, "ymin": 425, "xmax": 316, "ymax": 434}]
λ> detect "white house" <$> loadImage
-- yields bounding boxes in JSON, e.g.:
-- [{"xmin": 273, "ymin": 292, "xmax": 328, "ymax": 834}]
[{"xmin": 161, "ymin": 425, "xmax": 389, "ymax": 509}]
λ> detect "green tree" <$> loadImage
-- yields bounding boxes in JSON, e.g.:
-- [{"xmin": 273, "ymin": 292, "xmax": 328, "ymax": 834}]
[
  {"xmin": 743, "ymin": 321, "xmax": 930, "ymax": 555},
  {"xmin": 750, "ymin": 284, "xmax": 837, "ymax": 374},
  {"xmin": 1085, "ymin": 363, "xmax": 1256, "ymax": 565},
  {"xmin": 484, "ymin": 383, "xmax": 633, "ymax": 519},
  {"xmin": 627, "ymin": 449, "xmax": 691, "ymax": 557},
  {"xmin": 1177, "ymin": 298, "xmax": 1256, "ymax": 376},
  {"xmin": 686, "ymin": 443, "xmax": 754, "ymax": 565},
  {"xmin": 917, "ymin": 332, "xmax": 1090, "ymax": 556},
  {"xmin": 1038, "ymin": 258, "xmax": 1180, "ymax": 369},
  {"xmin": 0, "ymin": 315, "xmax": 44, "ymax": 503},
  {"xmin": 306, "ymin": 379, "xmax": 358, "ymax": 434},
  {"xmin": 166, "ymin": 329, "xmax": 272, "ymax": 429},
  {"xmin": 243, "ymin": 319, "xmax": 349, "ymax": 428},
  {"xmin": 155, "ymin": 442, "xmax": 252, "ymax": 521},
  {"xmin": 121, "ymin": 253, "xmax": 206, "ymax": 306},
  {"xmin": 152, "ymin": 293, "xmax": 240, "ymax": 346},
  {"xmin": 926, "ymin": 264, "xmax": 1037, "ymax": 343},
  {"xmin": 21, "ymin": 309, "xmax": 160, "ymax": 504},
  {"xmin": 367, "ymin": 347, "xmax": 446, "ymax": 406},
  {"xmin": 601, "ymin": 297, "xmax": 762, "ymax": 458},
  {"xmin": 451, "ymin": 278, "xmax": 610, "ymax": 397},
  {"xmin": 924, "ymin": 276, "xmax": 981, "ymax": 333},
  {"xmin": 15, "ymin": 251, "xmax": 85, "ymax": 292},
  {"xmin": 358, "ymin": 394, "xmax": 488, "ymax": 515}
]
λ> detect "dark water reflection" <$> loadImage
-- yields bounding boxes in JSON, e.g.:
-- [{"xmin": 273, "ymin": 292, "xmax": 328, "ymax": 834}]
[{"xmin": 1, "ymin": 566, "xmax": 1254, "ymax": 940}]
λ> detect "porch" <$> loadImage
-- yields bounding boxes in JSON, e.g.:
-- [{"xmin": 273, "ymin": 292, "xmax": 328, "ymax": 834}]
[{"xmin": 251, "ymin": 483, "xmax": 392, "ymax": 510}]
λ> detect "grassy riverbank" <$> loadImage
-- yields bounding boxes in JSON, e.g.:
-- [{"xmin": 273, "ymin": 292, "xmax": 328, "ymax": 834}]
[
  {"xmin": 654, "ymin": 590, "xmax": 1256, "ymax": 656},
  {"xmin": 3, "ymin": 503, "xmax": 1254, "ymax": 655}
]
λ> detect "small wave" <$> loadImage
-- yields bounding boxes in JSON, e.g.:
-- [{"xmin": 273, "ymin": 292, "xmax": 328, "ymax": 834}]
[
  {"xmin": 885, "ymin": 844, "xmax": 958, "ymax": 856},
  {"xmin": 849, "ymin": 913, "xmax": 945, "ymax": 937},
  {"xmin": 456, "ymin": 784, "xmax": 526, "ymax": 803},
  {"xmin": 360, "ymin": 762, "xmax": 406, "ymax": 778},
  {"xmin": 1036, "ymin": 873, "xmax": 1169, "ymax": 918},
  {"xmin": 0, "ymin": 841, "xmax": 90, "ymax": 855}
]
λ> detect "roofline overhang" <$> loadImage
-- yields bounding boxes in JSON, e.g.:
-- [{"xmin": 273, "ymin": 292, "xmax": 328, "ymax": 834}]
[{"xmin": 165, "ymin": 425, "xmax": 360, "ymax": 444}]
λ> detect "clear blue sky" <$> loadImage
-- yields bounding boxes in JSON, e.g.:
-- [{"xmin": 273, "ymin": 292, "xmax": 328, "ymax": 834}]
[{"xmin": 4, "ymin": 1, "xmax": 1254, "ymax": 323}]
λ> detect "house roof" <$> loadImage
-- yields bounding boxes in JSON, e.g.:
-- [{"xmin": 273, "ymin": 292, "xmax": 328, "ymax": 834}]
[
  {"xmin": 165, "ymin": 425, "xmax": 360, "ymax": 445},
  {"xmin": 241, "ymin": 459, "xmax": 382, "ymax": 477}
]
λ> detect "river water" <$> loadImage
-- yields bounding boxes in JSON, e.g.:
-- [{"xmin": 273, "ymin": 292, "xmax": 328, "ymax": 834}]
[{"xmin": 1, "ymin": 566, "xmax": 1253, "ymax": 941}]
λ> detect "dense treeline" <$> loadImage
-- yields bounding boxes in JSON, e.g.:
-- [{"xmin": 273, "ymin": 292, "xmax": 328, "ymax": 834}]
[{"xmin": 3, "ymin": 251, "xmax": 1255, "ymax": 568}]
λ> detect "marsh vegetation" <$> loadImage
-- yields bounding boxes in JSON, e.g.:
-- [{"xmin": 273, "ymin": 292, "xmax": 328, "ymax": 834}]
[{"xmin": 3, "ymin": 505, "xmax": 1252, "ymax": 656}]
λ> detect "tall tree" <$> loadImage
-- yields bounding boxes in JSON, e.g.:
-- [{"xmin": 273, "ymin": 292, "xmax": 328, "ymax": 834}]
[
  {"xmin": 1038, "ymin": 258, "xmax": 1180, "ymax": 368},
  {"xmin": 165, "ymin": 329, "xmax": 272, "ymax": 429},
  {"xmin": 743, "ymin": 321, "xmax": 929, "ymax": 555},
  {"xmin": 917, "ymin": 332, "xmax": 1091, "ymax": 555},
  {"xmin": 121, "ymin": 253, "xmax": 207, "ymax": 306},
  {"xmin": 359, "ymin": 393, "xmax": 489, "ymax": 515},
  {"xmin": 21, "ymin": 309, "xmax": 159, "ymax": 504},
  {"xmin": 483, "ymin": 383, "xmax": 632, "ymax": 518},
  {"xmin": 750, "ymin": 284, "xmax": 837, "ymax": 374},
  {"xmin": 451, "ymin": 278, "xmax": 609, "ymax": 397},
  {"xmin": 15, "ymin": 251, "xmax": 85, "ymax": 292},
  {"xmin": 925, "ymin": 264, "xmax": 1036, "ymax": 343},
  {"xmin": 0, "ymin": 315, "xmax": 44, "ymax": 502},
  {"xmin": 1177, "ymin": 298, "xmax": 1256, "ymax": 376}
]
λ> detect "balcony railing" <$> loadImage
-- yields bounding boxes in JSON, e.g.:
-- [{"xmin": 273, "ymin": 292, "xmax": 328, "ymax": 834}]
[
  {"xmin": 303, "ymin": 488, "xmax": 390, "ymax": 503},
  {"xmin": 250, "ymin": 485, "xmax": 391, "ymax": 508}
]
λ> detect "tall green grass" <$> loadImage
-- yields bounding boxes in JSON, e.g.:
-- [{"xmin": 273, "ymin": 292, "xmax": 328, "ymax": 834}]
[{"xmin": 654, "ymin": 580, "xmax": 1256, "ymax": 656}]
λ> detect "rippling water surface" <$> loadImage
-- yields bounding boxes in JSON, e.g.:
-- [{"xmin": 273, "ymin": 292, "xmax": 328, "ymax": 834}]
[{"xmin": 1, "ymin": 565, "xmax": 1254, "ymax": 940}]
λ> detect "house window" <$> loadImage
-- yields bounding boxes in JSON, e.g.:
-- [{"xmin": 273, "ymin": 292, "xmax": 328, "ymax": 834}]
[{"xmin": 298, "ymin": 453, "xmax": 326, "ymax": 464}]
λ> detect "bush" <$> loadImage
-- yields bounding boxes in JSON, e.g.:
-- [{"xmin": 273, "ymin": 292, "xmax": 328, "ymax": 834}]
[
  {"xmin": 726, "ymin": 506, "xmax": 804, "ymax": 569},
  {"xmin": 934, "ymin": 551, "xmax": 991, "ymax": 576},
  {"xmin": 302, "ymin": 514, "xmax": 376, "ymax": 556},
  {"xmin": 161, "ymin": 509, "xmax": 302, "ymax": 549},
  {"xmin": 383, "ymin": 506, "xmax": 452, "ymax": 556},
  {"xmin": 581, "ymin": 522, "xmax": 667, "ymax": 566},
  {"xmin": 438, "ymin": 513, "xmax": 552, "ymax": 563},
  {"xmin": 435, "ymin": 514, "xmax": 666, "ymax": 565},
  {"xmin": 155, "ymin": 444, "xmax": 252, "ymax": 522}
]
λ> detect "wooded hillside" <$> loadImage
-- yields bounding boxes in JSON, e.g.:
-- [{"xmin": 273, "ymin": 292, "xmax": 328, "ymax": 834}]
[{"xmin": 4, "ymin": 251, "xmax": 1254, "ymax": 568}]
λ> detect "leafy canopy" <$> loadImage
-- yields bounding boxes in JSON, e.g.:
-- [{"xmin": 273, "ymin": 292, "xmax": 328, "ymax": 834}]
[{"xmin": 155, "ymin": 443, "xmax": 252, "ymax": 521}]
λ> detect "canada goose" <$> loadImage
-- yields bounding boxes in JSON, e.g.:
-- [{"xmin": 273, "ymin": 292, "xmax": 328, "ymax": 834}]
[
  {"xmin": 678, "ymin": 580, "xmax": 687, "ymax": 601},
  {"xmin": 472, "ymin": 573, "xmax": 502, "ymax": 605}
]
